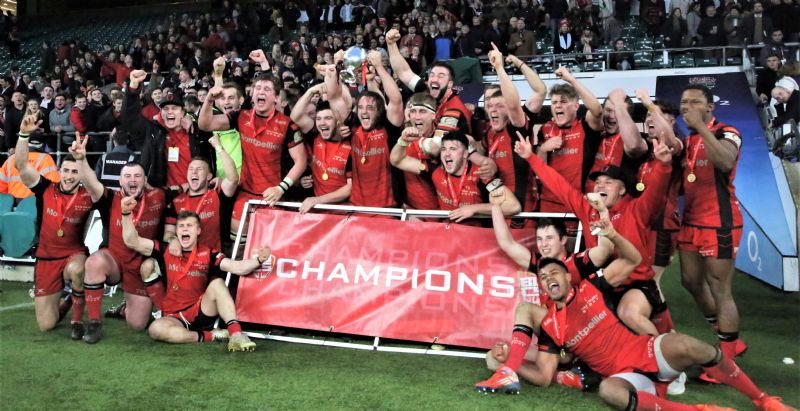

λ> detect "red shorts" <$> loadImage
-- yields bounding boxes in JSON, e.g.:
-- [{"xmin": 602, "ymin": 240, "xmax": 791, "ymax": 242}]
[
  {"xmin": 232, "ymin": 191, "xmax": 262, "ymax": 222},
  {"xmin": 677, "ymin": 226, "xmax": 742, "ymax": 259},
  {"xmin": 33, "ymin": 254, "xmax": 83, "ymax": 297},
  {"xmin": 609, "ymin": 334, "xmax": 661, "ymax": 377},
  {"xmin": 102, "ymin": 248, "xmax": 147, "ymax": 297},
  {"xmin": 166, "ymin": 297, "xmax": 216, "ymax": 331}
]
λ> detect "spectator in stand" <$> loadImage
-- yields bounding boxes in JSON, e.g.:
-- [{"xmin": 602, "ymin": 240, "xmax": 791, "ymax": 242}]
[
  {"xmin": 96, "ymin": 52, "xmax": 134, "ymax": 87},
  {"xmin": 579, "ymin": 26, "xmax": 599, "ymax": 56},
  {"xmin": 97, "ymin": 96, "xmax": 123, "ymax": 132},
  {"xmin": 48, "ymin": 93, "xmax": 75, "ymax": 150},
  {"xmin": 515, "ymin": 0, "xmax": 540, "ymax": 30},
  {"xmin": 770, "ymin": 77, "xmax": 800, "ymax": 128},
  {"xmin": 401, "ymin": 24, "xmax": 425, "ymax": 51},
  {"xmin": 340, "ymin": 0, "xmax": 356, "ymax": 30},
  {"xmin": 546, "ymin": 0, "xmax": 571, "ymax": 39},
  {"xmin": 483, "ymin": 18, "xmax": 504, "ymax": 56},
  {"xmin": 434, "ymin": 22, "xmax": 454, "ymax": 61},
  {"xmin": 95, "ymin": 129, "xmax": 137, "ymax": 190},
  {"xmin": 608, "ymin": 38, "xmax": 635, "ymax": 70},
  {"xmin": 767, "ymin": 0, "xmax": 795, "ymax": 42},
  {"xmin": 3, "ymin": 91, "xmax": 25, "ymax": 153},
  {"xmin": 508, "ymin": 18, "xmax": 536, "ymax": 56},
  {"xmin": 698, "ymin": 4, "xmax": 724, "ymax": 56},
  {"xmin": 455, "ymin": 24, "xmax": 479, "ymax": 57},
  {"xmin": 687, "ymin": 2, "xmax": 703, "ymax": 46},
  {"xmin": 141, "ymin": 88, "xmax": 164, "ymax": 120},
  {"xmin": 759, "ymin": 28, "xmax": 787, "ymax": 65},
  {"xmin": 724, "ymin": 5, "xmax": 746, "ymax": 53},
  {"xmin": 0, "ymin": 131, "xmax": 60, "ymax": 200},
  {"xmin": 661, "ymin": 8, "xmax": 689, "ymax": 48},
  {"xmin": 25, "ymin": 98, "xmax": 48, "ymax": 135},
  {"xmin": 39, "ymin": 86, "xmax": 55, "ymax": 114},
  {"xmin": 743, "ymin": 1, "xmax": 774, "ymax": 45},
  {"xmin": 757, "ymin": 54, "xmax": 783, "ymax": 103},
  {"xmin": 640, "ymin": 0, "xmax": 667, "ymax": 36},
  {"xmin": 553, "ymin": 19, "xmax": 576, "ymax": 54}
]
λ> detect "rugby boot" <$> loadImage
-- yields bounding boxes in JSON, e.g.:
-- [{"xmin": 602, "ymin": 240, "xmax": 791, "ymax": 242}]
[
  {"xmin": 228, "ymin": 333, "xmax": 256, "ymax": 352},
  {"xmin": 104, "ymin": 302, "xmax": 126, "ymax": 320},
  {"xmin": 753, "ymin": 396, "xmax": 798, "ymax": 411},
  {"xmin": 70, "ymin": 322, "xmax": 84, "ymax": 340},
  {"xmin": 734, "ymin": 339, "xmax": 748, "ymax": 357},
  {"xmin": 668, "ymin": 372, "xmax": 687, "ymax": 395},
  {"xmin": 474, "ymin": 366, "xmax": 521, "ymax": 394},
  {"xmin": 211, "ymin": 328, "xmax": 229, "ymax": 342},
  {"xmin": 83, "ymin": 320, "xmax": 103, "ymax": 344}
]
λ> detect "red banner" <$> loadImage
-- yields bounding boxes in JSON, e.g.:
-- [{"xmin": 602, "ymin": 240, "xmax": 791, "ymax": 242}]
[{"xmin": 235, "ymin": 208, "xmax": 536, "ymax": 349}]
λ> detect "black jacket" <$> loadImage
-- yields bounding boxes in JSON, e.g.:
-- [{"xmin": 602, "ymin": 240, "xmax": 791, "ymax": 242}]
[{"xmin": 121, "ymin": 85, "xmax": 211, "ymax": 187}]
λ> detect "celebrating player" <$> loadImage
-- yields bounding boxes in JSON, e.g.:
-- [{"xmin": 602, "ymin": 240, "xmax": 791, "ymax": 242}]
[
  {"xmin": 15, "ymin": 116, "xmax": 97, "ymax": 339},
  {"xmin": 122, "ymin": 198, "xmax": 270, "ymax": 351}
]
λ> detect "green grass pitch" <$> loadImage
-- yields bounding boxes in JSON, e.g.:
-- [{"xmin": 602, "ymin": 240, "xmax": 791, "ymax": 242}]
[{"xmin": 1, "ymin": 262, "xmax": 798, "ymax": 410}]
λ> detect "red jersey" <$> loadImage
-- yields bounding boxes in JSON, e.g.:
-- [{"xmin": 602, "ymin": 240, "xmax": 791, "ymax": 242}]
[
  {"xmin": 682, "ymin": 120, "xmax": 743, "ymax": 229},
  {"xmin": 163, "ymin": 127, "xmax": 191, "ymax": 188},
  {"xmin": 350, "ymin": 123, "xmax": 401, "ymax": 207},
  {"xmin": 537, "ymin": 118, "xmax": 602, "ymax": 211},
  {"xmin": 410, "ymin": 83, "xmax": 472, "ymax": 135},
  {"xmin": 526, "ymin": 252, "xmax": 582, "ymax": 307},
  {"xmin": 166, "ymin": 187, "xmax": 224, "ymax": 250},
  {"xmin": 402, "ymin": 142, "xmax": 438, "ymax": 210},
  {"xmin": 31, "ymin": 179, "xmax": 94, "ymax": 259},
  {"xmin": 99, "ymin": 188, "xmax": 167, "ymax": 274},
  {"xmin": 230, "ymin": 109, "xmax": 304, "ymax": 195},
  {"xmin": 527, "ymin": 154, "xmax": 672, "ymax": 283},
  {"xmin": 586, "ymin": 133, "xmax": 625, "ymax": 192},
  {"xmin": 150, "ymin": 241, "xmax": 225, "ymax": 315},
  {"xmin": 538, "ymin": 255, "xmax": 659, "ymax": 378},
  {"xmin": 310, "ymin": 134, "xmax": 352, "ymax": 197},
  {"xmin": 636, "ymin": 139, "xmax": 683, "ymax": 231},
  {"xmin": 425, "ymin": 162, "xmax": 491, "ymax": 210},
  {"xmin": 483, "ymin": 122, "xmax": 533, "ymax": 209}
]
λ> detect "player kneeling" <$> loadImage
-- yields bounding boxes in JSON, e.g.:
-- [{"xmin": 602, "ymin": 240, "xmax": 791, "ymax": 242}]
[{"xmin": 121, "ymin": 196, "xmax": 272, "ymax": 352}]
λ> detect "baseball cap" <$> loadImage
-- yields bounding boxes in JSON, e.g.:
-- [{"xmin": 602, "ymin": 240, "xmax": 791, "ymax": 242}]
[
  {"xmin": 588, "ymin": 165, "xmax": 631, "ymax": 188},
  {"xmin": 159, "ymin": 97, "xmax": 184, "ymax": 108}
]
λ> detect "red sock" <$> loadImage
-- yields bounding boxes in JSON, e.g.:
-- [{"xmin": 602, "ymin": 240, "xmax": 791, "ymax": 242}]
[
  {"xmin": 652, "ymin": 308, "xmax": 675, "ymax": 334},
  {"xmin": 555, "ymin": 370, "xmax": 583, "ymax": 390},
  {"xmin": 636, "ymin": 391, "xmax": 696, "ymax": 411},
  {"xmin": 144, "ymin": 281, "xmax": 165, "ymax": 311},
  {"xmin": 71, "ymin": 290, "xmax": 85, "ymax": 324},
  {"xmin": 227, "ymin": 320, "xmax": 242, "ymax": 336},
  {"xmin": 720, "ymin": 340, "xmax": 737, "ymax": 360},
  {"xmin": 504, "ymin": 325, "xmax": 534, "ymax": 371},
  {"xmin": 704, "ymin": 356, "xmax": 764, "ymax": 400},
  {"xmin": 84, "ymin": 284, "xmax": 104, "ymax": 321},
  {"xmin": 198, "ymin": 331, "xmax": 214, "ymax": 343}
]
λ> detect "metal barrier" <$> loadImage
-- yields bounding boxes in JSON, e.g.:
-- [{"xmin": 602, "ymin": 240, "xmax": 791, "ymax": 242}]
[{"xmin": 227, "ymin": 200, "xmax": 582, "ymax": 358}]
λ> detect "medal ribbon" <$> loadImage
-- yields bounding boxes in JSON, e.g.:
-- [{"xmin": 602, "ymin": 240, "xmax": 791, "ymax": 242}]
[
  {"xmin": 131, "ymin": 194, "xmax": 146, "ymax": 226},
  {"xmin": 601, "ymin": 134, "xmax": 620, "ymax": 165},
  {"xmin": 171, "ymin": 246, "xmax": 198, "ymax": 292},
  {"xmin": 446, "ymin": 164, "xmax": 470, "ymax": 208},
  {"xmin": 192, "ymin": 189, "xmax": 213, "ymax": 215},
  {"xmin": 687, "ymin": 118, "xmax": 715, "ymax": 177},
  {"xmin": 54, "ymin": 188, "xmax": 80, "ymax": 233},
  {"xmin": 488, "ymin": 134, "xmax": 504, "ymax": 158},
  {"xmin": 320, "ymin": 139, "xmax": 346, "ymax": 177},
  {"xmin": 551, "ymin": 287, "xmax": 575, "ymax": 347},
  {"xmin": 248, "ymin": 108, "xmax": 276, "ymax": 139}
]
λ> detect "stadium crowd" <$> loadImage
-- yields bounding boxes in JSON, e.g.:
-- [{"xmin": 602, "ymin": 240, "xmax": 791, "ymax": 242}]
[{"xmin": 0, "ymin": 1, "xmax": 798, "ymax": 411}]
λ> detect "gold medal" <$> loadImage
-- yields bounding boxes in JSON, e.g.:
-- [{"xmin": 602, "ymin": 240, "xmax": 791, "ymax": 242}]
[
  {"xmin": 687, "ymin": 173, "xmax": 697, "ymax": 183},
  {"xmin": 56, "ymin": 228, "xmax": 64, "ymax": 237},
  {"xmin": 636, "ymin": 182, "xmax": 645, "ymax": 192},
  {"xmin": 172, "ymin": 283, "xmax": 179, "ymax": 291},
  {"xmin": 419, "ymin": 162, "xmax": 426, "ymax": 171},
  {"xmin": 361, "ymin": 156, "xmax": 366, "ymax": 164},
  {"xmin": 322, "ymin": 172, "xmax": 329, "ymax": 181}
]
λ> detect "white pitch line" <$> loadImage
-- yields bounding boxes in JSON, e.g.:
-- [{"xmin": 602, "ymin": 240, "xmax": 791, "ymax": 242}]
[{"xmin": 0, "ymin": 302, "xmax": 34, "ymax": 312}]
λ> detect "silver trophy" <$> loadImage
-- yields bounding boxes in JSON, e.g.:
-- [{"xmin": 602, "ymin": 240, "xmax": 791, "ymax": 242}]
[{"xmin": 339, "ymin": 46, "xmax": 367, "ymax": 85}]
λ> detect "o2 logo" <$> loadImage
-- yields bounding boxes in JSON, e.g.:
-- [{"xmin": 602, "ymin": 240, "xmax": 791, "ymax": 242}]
[{"xmin": 746, "ymin": 230, "xmax": 762, "ymax": 272}]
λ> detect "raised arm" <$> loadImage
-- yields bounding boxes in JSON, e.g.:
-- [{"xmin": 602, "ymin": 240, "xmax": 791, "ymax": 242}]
[
  {"xmin": 220, "ymin": 245, "xmax": 272, "ymax": 276},
  {"xmin": 210, "ymin": 135, "xmax": 239, "ymax": 197},
  {"xmin": 367, "ymin": 51, "xmax": 404, "ymax": 127},
  {"xmin": 386, "ymin": 29, "xmax": 419, "ymax": 89},
  {"xmin": 449, "ymin": 184, "xmax": 521, "ymax": 223},
  {"xmin": 320, "ymin": 64, "xmax": 352, "ymax": 123},
  {"xmin": 682, "ymin": 107, "xmax": 737, "ymax": 172},
  {"xmin": 636, "ymin": 88, "xmax": 682, "ymax": 153},
  {"xmin": 212, "ymin": 56, "xmax": 227, "ymax": 88},
  {"xmin": 290, "ymin": 83, "xmax": 325, "ymax": 133},
  {"xmin": 507, "ymin": 56, "xmax": 546, "ymax": 115},
  {"xmin": 14, "ymin": 115, "xmax": 44, "ymax": 187},
  {"xmin": 198, "ymin": 86, "xmax": 232, "ymax": 131},
  {"xmin": 121, "ymin": 70, "xmax": 150, "ymax": 139},
  {"xmin": 491, "ymin": 191, "xmax": 531, "ymax": 268},
  {"xmin": 587, "ymin": 217, "xmax": 643, "ymax": 287},
  {"xmin": 121, "ymin": 196, "xmax": 155, "ymax": 256},
  {"xmin": 489, "ymin": 45, "xmax": 526, "ymax": 128},
  {"xmin": 68, "ymin": 133, "xmax": 105, "ymax": 202},
  {"xmin": 248, "ymin": 49, "xmax": 271, "ymax": 74},
  {"xmin": 389, "ymin": 130, "xmax": 424, "ymax": 174},
  {"xmin": 554, "ymin": 66, "xmax": 602, "ymax": 131},
  {"xmin": 607, "ymin": 88, "xmax": 647, "ymax": 158}
]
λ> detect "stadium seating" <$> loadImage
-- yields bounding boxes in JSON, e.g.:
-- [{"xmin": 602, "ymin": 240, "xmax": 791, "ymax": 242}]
[{"xmin": 0, "ymin": 196, "xmax": 37, "ymax": 258}]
